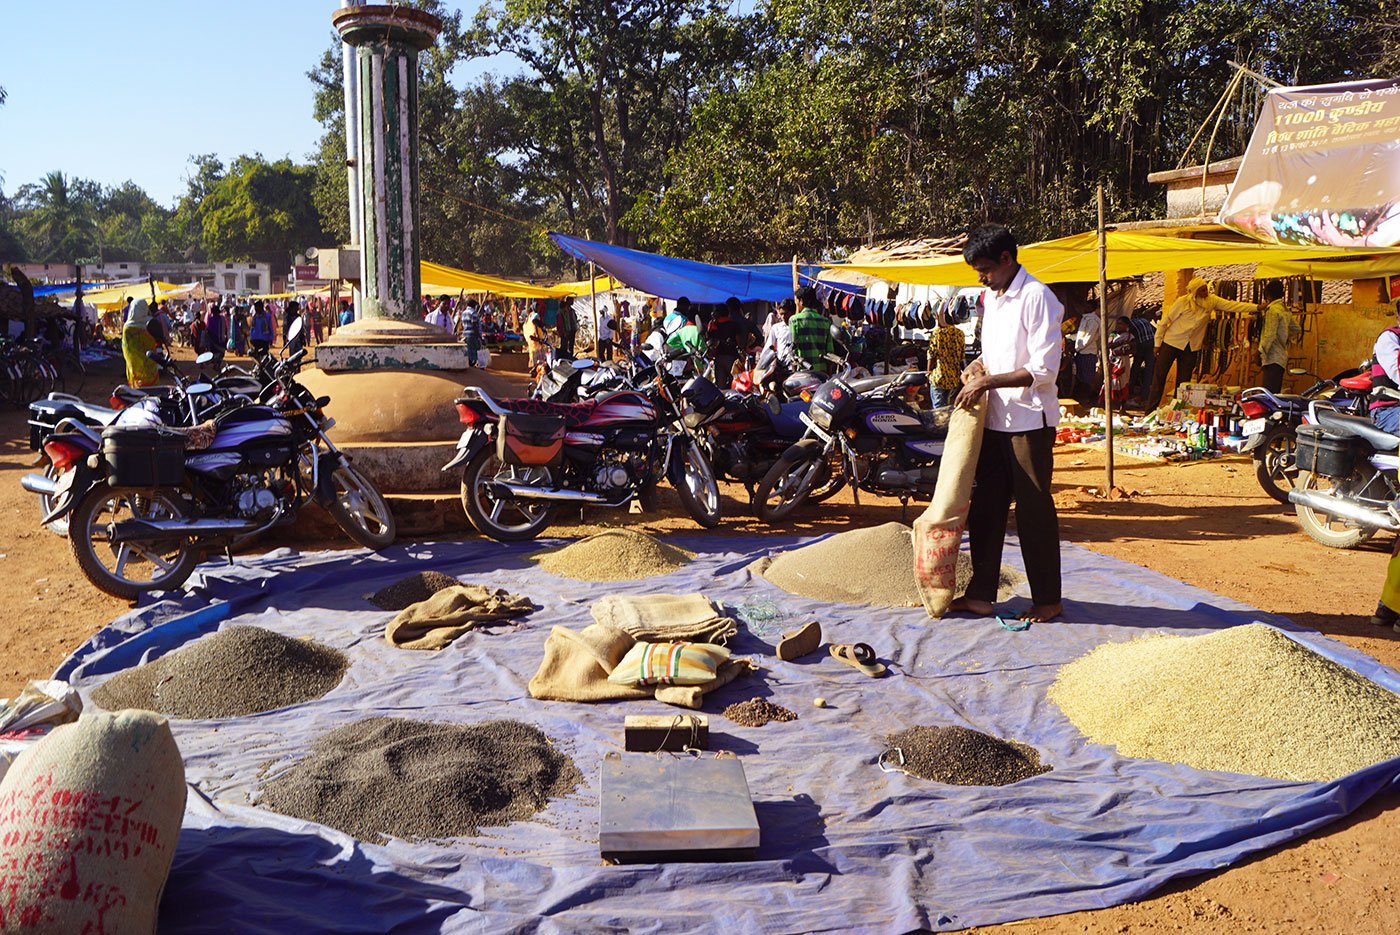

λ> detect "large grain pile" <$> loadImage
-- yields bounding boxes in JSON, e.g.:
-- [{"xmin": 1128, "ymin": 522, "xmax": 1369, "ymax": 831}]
[
  {"xmin": 259, "ymin": 717, "xmax": 580, "ymax": 842},
  {"xmin": 724, "ymin": 697, "xmax": 798, "ymax": 727},
  {"xmin": 367, "ymin": 570, "xmax": 461, "ymax": 611},
  {"xmin": 1049, "ymin": 624, "xmax": 1400, "ymax": 782},
  {"xmin": 884, "ymin": 725, "xmax": 1051, "ymax": 785},
  {"xmin": 762, "ymin": 522, "xmax": 1022, "ymax": 607},
  {"xmin": 91, "ymin": 626, "xmax": 346, "ymax": 719},
  {"xmin": 534, "ymin": 529, "xmax": 694, "ymax": 581}
]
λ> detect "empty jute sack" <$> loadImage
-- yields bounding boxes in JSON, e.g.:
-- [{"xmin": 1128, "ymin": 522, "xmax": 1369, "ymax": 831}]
[
  {"xmin": 913, "ymin": 397, "xmax": 987, "ymax": 617},
  {"xmin": 589, "ymin": 593, "xmax": 738, "ymax": 645},
  {"xmin": 385, "ymin": 585, "xmax": 536, "ymax": 650},
  {"xmin": 528, "ymin": 623, "xmax": 751, "ymax": 709},
  {"xmin": 0, "ymin": 710, "xmax": 186, "ymax": 934}
]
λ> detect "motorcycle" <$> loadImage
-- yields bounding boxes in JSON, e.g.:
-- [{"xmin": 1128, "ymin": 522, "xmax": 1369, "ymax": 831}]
[
  {"xmin": 443, "ymin": 348, "xmax": 725, "ymax": 542},
  {"xmin": 1287, "ymin": 389, "xmax": 1400, "ymax": 549},
  {"xmin": 1238, "ymin": 366, "xmax": 1368, "ymax": 503},
  {"xmin": 753, "ymin": 370, "xmax": 945, "ymax": 522},
  {"xmin": 22, "ymin": 351, "xmax": 264, "ymax": 535},
  {"xmin": 49, "ymin": 319, "xmax": 396, "ymax": 599}
]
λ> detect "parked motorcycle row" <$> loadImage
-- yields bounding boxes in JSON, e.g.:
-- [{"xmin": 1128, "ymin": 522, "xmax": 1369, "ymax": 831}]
[{"xmin": 21, "ymin": 319, "xmax": 396, "ymax": 600}]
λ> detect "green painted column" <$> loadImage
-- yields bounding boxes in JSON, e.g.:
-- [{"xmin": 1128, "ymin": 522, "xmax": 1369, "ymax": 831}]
[{"xmin": 332, "ymin": 5, "xmax": 440, "ymax": 321}]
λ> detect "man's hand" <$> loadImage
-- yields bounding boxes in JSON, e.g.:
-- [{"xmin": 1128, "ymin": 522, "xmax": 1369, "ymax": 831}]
[
  {"xmin": 960, "ymin": 359, "xmax": 986, "ymax": 384},
  {"xmin": 955, "ymin": 373, "xmax": 991, "ymax": 410}
]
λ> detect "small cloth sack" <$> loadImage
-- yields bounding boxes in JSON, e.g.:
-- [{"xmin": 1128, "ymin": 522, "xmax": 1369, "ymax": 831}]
[{"xmin": 607, "ymin": 641, "xmax": 731, "ymax": 688}]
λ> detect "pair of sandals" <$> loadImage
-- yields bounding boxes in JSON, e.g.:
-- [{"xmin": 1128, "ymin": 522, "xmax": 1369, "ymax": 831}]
[{"xmin": 775, "ymin": 621, "xmax": 886, "ymax": 678}]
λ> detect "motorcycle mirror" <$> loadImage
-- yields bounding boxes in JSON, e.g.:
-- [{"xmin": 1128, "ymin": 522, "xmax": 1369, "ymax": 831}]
[
  {"xmin": 186, "ymin": 382, "xmax": 215, "ymax": 395},
  {"xmin": 287, "ymin": 316, "xmax": 304, "ymax": 344},
  {"xmin": 1288, "ymin": 368, "xmax": 1309, "ymax": 375},
  {"xmin": 196, "ymin": 351, "xmax": 215, "ymax": 366}
]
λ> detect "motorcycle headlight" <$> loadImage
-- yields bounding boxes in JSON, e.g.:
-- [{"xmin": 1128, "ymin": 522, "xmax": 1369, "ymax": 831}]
[{"xmin": 809, "ymin": 407, "xmax": 833, "ymax": 431}]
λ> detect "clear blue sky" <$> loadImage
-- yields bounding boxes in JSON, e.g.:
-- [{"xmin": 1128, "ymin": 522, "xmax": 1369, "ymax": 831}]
[{"xmin": 0, "ymin": 1, "xmax": 500, "ymax": 207}]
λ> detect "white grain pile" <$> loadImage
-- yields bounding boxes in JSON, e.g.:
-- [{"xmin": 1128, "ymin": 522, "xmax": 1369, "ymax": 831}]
[
  {"xmin": 1049, "ymin": 624, "xmax": 1400, "ymax": 782},
  {"xmin": 762, "ymin": 522, "xmax": 1021, "ymax": 607}
]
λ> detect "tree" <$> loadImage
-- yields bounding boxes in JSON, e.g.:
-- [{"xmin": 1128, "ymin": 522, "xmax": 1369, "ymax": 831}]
[
  {"xmin": 14, "ymin": 172, "xmax": 99, "ymax": 262},
  {"xmin": 200, "ymin": 155, "xmax": 327, "ymax": 266}
]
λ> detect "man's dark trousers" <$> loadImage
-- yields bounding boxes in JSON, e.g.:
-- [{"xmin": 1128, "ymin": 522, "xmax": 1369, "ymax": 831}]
[
  {"xmin": 1146, "ymin": 343, "xmax": 1199, "ymax": 411},
  {"xmin": 965, "ymin": 426, "xmax": 1061, "ymax": 606}
]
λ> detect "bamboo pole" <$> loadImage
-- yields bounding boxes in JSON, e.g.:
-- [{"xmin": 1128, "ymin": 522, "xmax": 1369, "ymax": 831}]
[
  {"xmin": 1097, "ymin": 184, "xmax": 1115, "ymax": 492},
  {"xmin": 589, "ymin": 261, "xmax": 599, "ymax": 357}
]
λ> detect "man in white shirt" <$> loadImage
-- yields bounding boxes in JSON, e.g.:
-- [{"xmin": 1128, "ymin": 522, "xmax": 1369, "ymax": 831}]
[
  {"xmin": 424, "ymin": 296, "xmax": 451, "ymax": 331},
  {"xmin": 1073, "ymin": 308, "xmax": 1101, "ymax": 401},
  {"xmin": 952, "ymin": 225, "xmax": 1064, "ymax": 623}
]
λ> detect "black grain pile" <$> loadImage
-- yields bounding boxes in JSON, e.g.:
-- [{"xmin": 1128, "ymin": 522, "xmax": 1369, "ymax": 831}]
[
  {"xmin": 884, "ymin": 725, "xmax": 1051, "ymax": 786},
  {"xmin": 91, "ymin": 626, "xmax": 347, "ymax": 719},
  {"xmin": 723, "ymin": 697, "xmax": 798, "ymax": 727},
  {"xmin": 258, "ymin": 717, "xmax": 581, "ymax": 842},
  {"xmin": 367, "ymin": 571, "xmax": 462, "ymax": 611}
]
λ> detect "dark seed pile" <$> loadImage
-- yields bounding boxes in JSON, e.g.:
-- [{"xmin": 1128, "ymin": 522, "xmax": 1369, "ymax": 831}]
[
  {"xmin": 258, "ymin": 717, "xmax": 582, "ymax": 842},
  {"xmin": 884, "ymin": 726, "xmax": 1051, "ymax": 786},
  {"xmin": 91, "ymin": 625, "xmax": 347, "ymax": 719},
  {"xmin": 366, "ymin": 570, "xmax": 462, "ymax": 610},
  {"xmin": 723, "ymin": 697, "xmax": 798, "ymax": 727}
]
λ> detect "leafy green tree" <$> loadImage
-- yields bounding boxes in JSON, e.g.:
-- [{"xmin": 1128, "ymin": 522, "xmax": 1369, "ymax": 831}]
[
  {"xmin": 14, "ymin": 172, "xmax": 99, "ymax": 262},
  {"xmin": 200, "ymin": 155, "xmax": 326, "ymax": 265}
]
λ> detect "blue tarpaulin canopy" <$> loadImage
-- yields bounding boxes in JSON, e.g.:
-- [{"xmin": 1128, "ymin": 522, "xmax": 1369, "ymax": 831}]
[{"xmin": 549, "ymin": 232, "xmax": 819, "ymax": 303}]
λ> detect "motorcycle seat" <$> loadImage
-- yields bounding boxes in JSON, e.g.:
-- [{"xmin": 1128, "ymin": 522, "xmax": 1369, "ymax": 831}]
[
  {"xmin": 498, "ymin": 396, "xmax": 600, "ymax": 427},
  {"xmin": 1340, "ymin": 376, "xmax": 1373, "ymax": 391},
  {"xmin": 1315, "ymin": 410, "xmax": 1400, "ymax": 452},
  {"xmin": 1271, "ymin": 393, "xmax": 1308, "ymax": 405},
  {"xmin": 849, "ymin": 374, "xmax": 896, "ymax": 394}
]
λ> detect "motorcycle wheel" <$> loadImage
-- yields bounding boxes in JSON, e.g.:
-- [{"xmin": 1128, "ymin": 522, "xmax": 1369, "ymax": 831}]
[
  {"xmin": 1293, "ymin": 470, "xmax": 1378, "ymax": 549},
  {"xmin": 325, "ymin": 463, "xmax": 397, "ymax": 550},
  {"xmin": 69, "ymin": 486, "xmax": 199, "ymax": 600},
  {"xmin": 807, "ymin": 450, "xmax": 847, "ymax": 503},
  {"xmin": 671, "ymin": 439, "xmax": 722, "ymax": 528},
  {"xmin": 754, "ymin": 455, "xmax": 824, "ymax": 522},
  {"xmin": 1253, "ymin": 429, "xmax": 1297, "ymax": 504},
  {"xmin": 460, "ymin": 447, "xmax": 555, "ymax": 542}
]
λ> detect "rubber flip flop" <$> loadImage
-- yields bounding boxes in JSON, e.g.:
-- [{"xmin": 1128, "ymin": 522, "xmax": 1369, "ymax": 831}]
[
  {"xmin": 997, "ymin": 613, "xmax": 1031, "ymax": 632},
  {"xmin": 776, "ymin": 620, "xmax": 823, "ymax": 661},
  {"xmin": 829, "ymin": 642, "xmax": 886, "ymax": 678}
]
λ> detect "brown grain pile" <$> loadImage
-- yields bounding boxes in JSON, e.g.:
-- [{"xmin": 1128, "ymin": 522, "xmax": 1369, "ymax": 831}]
[
  {"xmin": 534, "ymin": 529, "xmax": 695, "ymax": 581},
  {"xmin": 258, "ymin": 717, "xmax": 581, "ymax": 842},
  {"xmin": 884, "ymin": 725, "xmax": 1051, "ymax": 785},
  {"xmin": 91, "ymin": 626, "xmax": 347, "ymax": 719},
  {"xmin": 367, "ymin": 570, "xmax": 462, "ymax": 610},
  {"xmin": 723, "ymin": 697, "xmax": 798, "ymax": 727},
  {"xmin": 1049, "ymin": 624, "xmax": 1400, "ymax": 782},
  {"xmin": 762, "ymin": 522, "xmax": 1021, "ymax": 607}
]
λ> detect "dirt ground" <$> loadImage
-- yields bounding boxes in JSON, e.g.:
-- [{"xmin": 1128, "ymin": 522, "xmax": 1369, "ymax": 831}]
[{"xmin": 2, "ymin": 350, "xmax": 1397, "ymax": 933}]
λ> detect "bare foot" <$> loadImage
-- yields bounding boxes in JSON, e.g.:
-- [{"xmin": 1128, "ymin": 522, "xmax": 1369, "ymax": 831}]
[
  {"xmin": 1020, "ymin": 602, "xmax": 1062, "ymax": 623},
  {"xmin": 948, "ymin": 596, "xmax": 995, "ymax": 616}
]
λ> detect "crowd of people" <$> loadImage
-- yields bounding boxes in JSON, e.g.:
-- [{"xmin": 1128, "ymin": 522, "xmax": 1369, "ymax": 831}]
[{"xmin": 118, "ymin": 293, "xmax": 350, "ymax": 388}]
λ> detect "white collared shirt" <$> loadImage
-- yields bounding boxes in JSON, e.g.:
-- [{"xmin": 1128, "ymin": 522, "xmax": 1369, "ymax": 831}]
[{"xmin": 976, "ymin": 265, "xmax": 1064, "ymax": 432}]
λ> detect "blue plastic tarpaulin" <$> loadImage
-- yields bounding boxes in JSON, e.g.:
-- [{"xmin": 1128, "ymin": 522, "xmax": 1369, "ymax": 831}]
[
  {"xmin": 549, "ymin": 232, "xmax": 820, "ymax": 303},
  {"xmin": 54, "ymin": 535, "xmax": 1400, "ymax": 933}
]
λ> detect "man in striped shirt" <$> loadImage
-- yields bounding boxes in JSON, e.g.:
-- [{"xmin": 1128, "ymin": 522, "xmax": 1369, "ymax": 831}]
[
  {"xmin": 790, "ymin": 287, "xmax": 835, "ymax": 372},
  {"xmin": 1125, "ymin": 312, "xmax": 1155, "ymax": 407}
]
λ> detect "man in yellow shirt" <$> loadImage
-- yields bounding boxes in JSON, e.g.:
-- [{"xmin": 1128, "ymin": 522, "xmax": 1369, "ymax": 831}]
[
  {"xmin": 1145, "ymin": 277, "xmax": 1257, "ymax": 410},
  {"xmin": 1256, "ymin": 279, "xmax": 1300, "ymax": 392}
]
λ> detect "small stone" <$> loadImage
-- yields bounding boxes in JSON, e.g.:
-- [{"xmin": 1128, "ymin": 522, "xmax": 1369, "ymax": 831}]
[{"xmin": 813, "ymin": 697, "xmax": 826, "ymax": 708}]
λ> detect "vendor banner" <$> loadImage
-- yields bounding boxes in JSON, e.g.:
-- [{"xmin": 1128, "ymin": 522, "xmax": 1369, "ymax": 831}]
[{"xmin": 1219, "ymin": 77, "xmax": 1400, "ymax": 247}]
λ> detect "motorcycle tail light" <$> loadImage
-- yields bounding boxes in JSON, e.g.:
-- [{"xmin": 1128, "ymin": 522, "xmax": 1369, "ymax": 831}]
[
  {"xmin": 109, "ymin": 393, "xmax": 127, "ymax": 409},
  {"xmin": 43, "ymin": 438, "xmax": 86, "ymax": 472},
  {"xmin": 1240, "ymin": 400, "xmax": 1268, "ymax": 418},
  {"xmin": 456, "ymin": 403, "xmax": 480, "ymax": 426}
]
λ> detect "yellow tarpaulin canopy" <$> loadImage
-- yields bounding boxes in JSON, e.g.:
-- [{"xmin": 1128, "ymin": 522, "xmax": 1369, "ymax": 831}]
[
  {"xmin": 829, "ymin": 231, "xmax": 1400, "ymax": 287},
  {"xmin": 82, "ymin": 281, "xmax": 196, "ymax": 310},
  {"xmin": 1254, "ymin": 256, "xmax": 1400, "ymax": 281},
  {"xmin": 553, "ymin": 275, "xmax": 623, "ymax": 296},
  {"xmin": 420, "ymin": 261, "xmax": 572, "ymax": 298}
]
